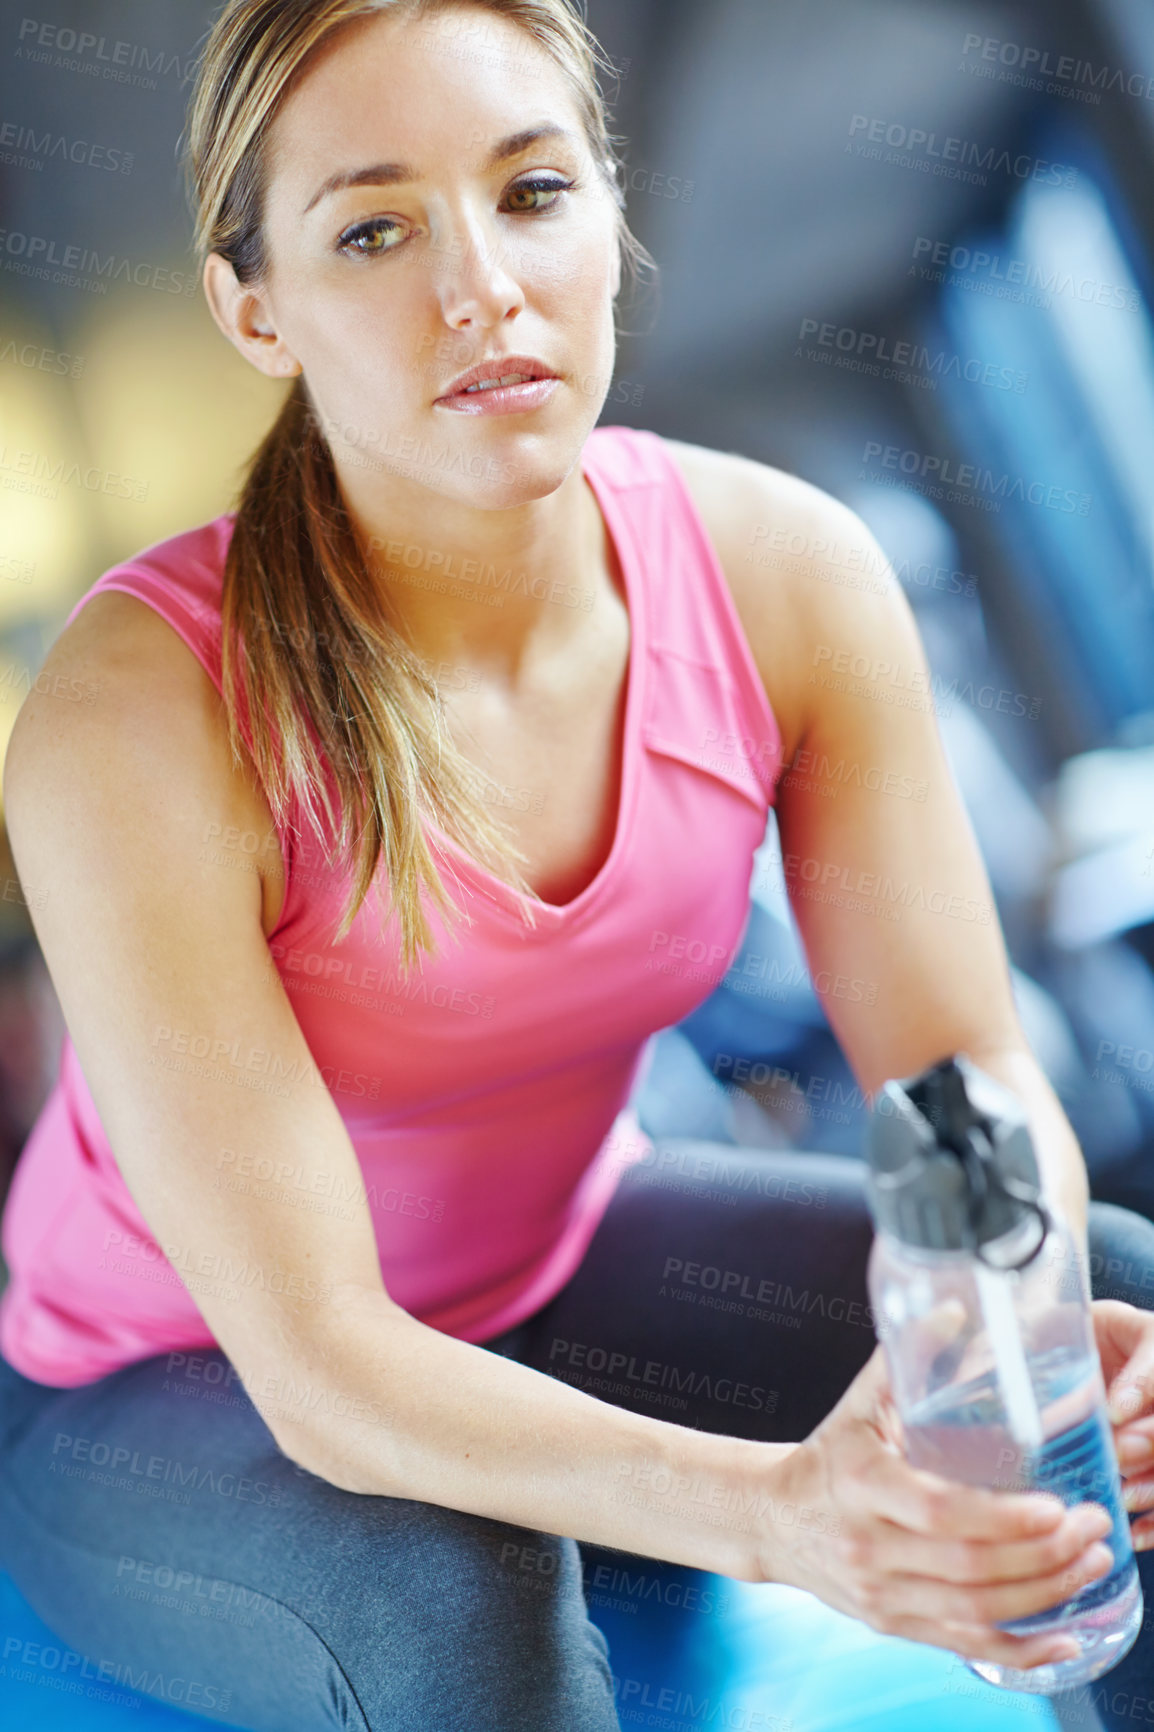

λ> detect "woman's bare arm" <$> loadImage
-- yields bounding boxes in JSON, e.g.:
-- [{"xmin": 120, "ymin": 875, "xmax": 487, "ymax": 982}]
[
  {"xmin": 665, "ymin": 441, "xmax": 1090, "ymax": 1244},
  {"xmin": 1, "ymin": 591, "xmax": 781, "ymax": 1578}
]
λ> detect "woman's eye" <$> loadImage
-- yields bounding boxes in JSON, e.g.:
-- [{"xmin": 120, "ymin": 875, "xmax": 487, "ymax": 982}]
[
  {"xmin": 335, "ymin": 176, "xmax": 575, "ymax": 258},
  {"xmin": 503, "ymin": 176, "xmax": 575, "ymax": 214},
  {"xmin": 336, "ymin": 217, "xmax": 406, "ymax": 258}
]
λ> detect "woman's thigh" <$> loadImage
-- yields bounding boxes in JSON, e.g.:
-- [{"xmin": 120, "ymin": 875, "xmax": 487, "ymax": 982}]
[
  {"xmin": 500, "ymin": 1142, "xmax": 1154, "ymax": 1436},
  {"xmin": 494, "ymin": 1143, "xmax": 880, "ymax": 1439},
  {"xmin": 0, "ymin": 1348, "xmax": 619, "ymax": 1732}
]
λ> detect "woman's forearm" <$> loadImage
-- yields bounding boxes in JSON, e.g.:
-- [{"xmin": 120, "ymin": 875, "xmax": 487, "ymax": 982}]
[{"xmin": 256, "ymin": 1285, "xmax": 802, "ymax": 1580}]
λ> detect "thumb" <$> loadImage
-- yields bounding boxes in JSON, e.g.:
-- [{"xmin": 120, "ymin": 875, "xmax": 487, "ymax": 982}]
[
  {"xmin": 845, "ymin": 1342, "xmax": 894, "ymax": 1414},
  {"xmin": 844, "ymin": 1343, "xmax": 907, "ymax": 1451}
]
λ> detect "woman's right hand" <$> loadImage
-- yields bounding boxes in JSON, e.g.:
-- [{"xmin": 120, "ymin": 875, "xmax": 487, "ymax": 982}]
[{"xmin": 750, "ymin": 1344, "xmax": 1115, "ymax": 1673}]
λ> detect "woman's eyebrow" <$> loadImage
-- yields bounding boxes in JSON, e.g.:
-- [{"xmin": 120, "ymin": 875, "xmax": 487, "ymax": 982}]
[{"xmin": 301, "ymin": 123, "xmax": 576, "ymax": 215}]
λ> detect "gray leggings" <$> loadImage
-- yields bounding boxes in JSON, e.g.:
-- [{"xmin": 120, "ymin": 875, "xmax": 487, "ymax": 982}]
[{"xmin": 2, "ymin": 1144, "xmax": 1153, "ymax": 1731}]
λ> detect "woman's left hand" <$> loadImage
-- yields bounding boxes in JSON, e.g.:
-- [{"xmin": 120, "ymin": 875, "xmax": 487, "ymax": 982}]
[{"xmin": 1094, "ymin": 1299, "xmax": 1154, "ymax": 1549}]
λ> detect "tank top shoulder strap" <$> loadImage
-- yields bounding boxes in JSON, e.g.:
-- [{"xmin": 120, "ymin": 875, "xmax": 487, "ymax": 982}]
[
  {"xmin": 582, "ymin": 424, "xmax": 782, "ymax": 805},
  {"xmin": 62, "ymin": 514, "xmax": 236, "ymax": 696},
  {"xmin": 58, "ymin": 515, "xmax": 308, "ymax": 861}
]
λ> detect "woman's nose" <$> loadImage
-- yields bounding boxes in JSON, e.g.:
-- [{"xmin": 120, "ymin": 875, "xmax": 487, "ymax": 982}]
[{"xmin": 434, "ymin": 222, "xmax": 527, "ymax": 330}]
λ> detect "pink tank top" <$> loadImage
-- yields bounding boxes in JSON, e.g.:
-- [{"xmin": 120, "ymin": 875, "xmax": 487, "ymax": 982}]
[{"xmin": 0, "ymin": 425, "xmax": 782, "ymax": 1386}]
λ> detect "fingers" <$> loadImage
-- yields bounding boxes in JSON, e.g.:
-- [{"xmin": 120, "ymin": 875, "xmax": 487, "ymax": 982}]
[
  {"xmin": 868, "ymin": 1500, "xmax": 1113, "ymax": 1588},
  {"xmin": 1122, "ymin": 1475, "xmax": 1154, "ymax": 1516},
  {"xmin": 832, "ymin": 1500, "xmax": 1115, "ymax": 1634},
  {"xmin": 1115, "ymin": 1421, "xmax": 1154, "ymax": 1472},
  {"xmin": 1093, "ymin": 1300, "xmax": 1154, "ymax": 1423},
  {"xmin": 863, "ymin": 1450, "xmax": 1069, "ymax": 1542},
  {"xmin": 1094, "ymin": 1298, "xmax": 1149, "ymax": 1361},
  {"xmin": 1110, "ymin": 1374, "xmax": 1154, "ymax": 1426},
  {"xmin": 865, "ymin": 1541, "xmax": 1114, "ymax": 1629},
  {"xmin": 866, "ymin": 1610, "xmax": 1082, "ymax": 1673},
  {"xmin": 1130, "ymin": 1511, "xmax": 1154, "ymax": 1552},
  {"xmin": 842, "ymin": 1341, "xmax": 893, "ymax": 1415}
]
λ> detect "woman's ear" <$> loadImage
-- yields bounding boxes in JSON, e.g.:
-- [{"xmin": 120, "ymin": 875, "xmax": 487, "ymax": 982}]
[{"xmin": 202, "ymin": 252, "xmax": 303, "ymax": 379}]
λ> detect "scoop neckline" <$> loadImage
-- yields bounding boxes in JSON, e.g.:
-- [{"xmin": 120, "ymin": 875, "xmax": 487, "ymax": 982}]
[{"xmin": 426, "ymin": 439, "xmax": 644, "ymax": 935}]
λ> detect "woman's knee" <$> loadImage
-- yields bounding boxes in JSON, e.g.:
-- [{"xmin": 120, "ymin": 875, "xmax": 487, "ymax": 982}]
[
  {"xmin": 3, "ymin": 1463, "xmax": 619, "ymax": 1732},
  {"xmin": 309, "ymin": 1502, "xmax": 620, "ymax": 1732}
]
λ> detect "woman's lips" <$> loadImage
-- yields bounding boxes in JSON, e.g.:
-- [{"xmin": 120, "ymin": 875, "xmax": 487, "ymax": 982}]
[{"xmin": 435, "ymin": 377, "xmax": 561, "ymax": 415}]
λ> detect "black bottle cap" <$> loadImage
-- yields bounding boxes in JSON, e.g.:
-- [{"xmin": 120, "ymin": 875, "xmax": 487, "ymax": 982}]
[{"xmin": 866, "ymin": 1053, "xmax": 1043, "ymax": 1253}]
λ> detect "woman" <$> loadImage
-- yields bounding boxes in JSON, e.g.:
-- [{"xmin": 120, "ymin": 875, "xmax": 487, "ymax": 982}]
[{"xmin": 3, "ymin": 2, "xmax": 1154, "ymax": 1727}]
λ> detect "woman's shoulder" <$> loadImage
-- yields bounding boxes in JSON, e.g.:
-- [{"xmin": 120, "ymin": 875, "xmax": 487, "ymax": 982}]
[
  {"xmin": 29, "ymin": 512, "xmax": 241, "ymax": 743},
  {"xmin": 588, "ymin": 423, "xmax": 879, "ymax": 590},
  {"xmin": 5, "ymin": 513, "xmax": 257, "ymax": 854},
  {"xmin": 649, "ymin": 433, "xmax": 913, "ymax": 761},
  {"xmin": 60, "ymin": 513, "xmax": 238, "ymax": 655},
  {"xmin": 5, "ymin": 564, "xmax": 285, "ymax": 939},
  {"xmin": 655, "ymin": 433, "xmax": 874, "ymax": 576}
]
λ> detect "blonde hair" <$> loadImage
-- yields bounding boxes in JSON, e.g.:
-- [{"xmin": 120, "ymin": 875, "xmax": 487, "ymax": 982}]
[{"xmin": 183, "ymin": 0, "xmax": 652, "ymax": 968}]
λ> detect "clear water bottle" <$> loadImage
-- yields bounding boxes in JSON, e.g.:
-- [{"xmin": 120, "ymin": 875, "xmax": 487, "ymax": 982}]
[{"xmin": 865, "ymin": 1053, "xmax": 1142, "ymax": 1693}]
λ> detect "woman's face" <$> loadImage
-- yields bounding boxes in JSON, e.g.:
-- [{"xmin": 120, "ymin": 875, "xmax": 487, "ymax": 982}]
[{"xmin": 231, "ymin": 4, "xmax": 622, "ymax": 510}]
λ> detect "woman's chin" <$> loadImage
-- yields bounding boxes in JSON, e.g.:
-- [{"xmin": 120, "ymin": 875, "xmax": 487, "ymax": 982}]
[{"xmin": 432, "ymin": 426, "xmax": 592, "ymax": 509}]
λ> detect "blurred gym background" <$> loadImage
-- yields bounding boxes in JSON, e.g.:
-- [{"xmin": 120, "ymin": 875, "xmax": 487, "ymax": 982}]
[{"xmin": 2, "ymin": 1, "xmax": 1154, "ymax": 1727}]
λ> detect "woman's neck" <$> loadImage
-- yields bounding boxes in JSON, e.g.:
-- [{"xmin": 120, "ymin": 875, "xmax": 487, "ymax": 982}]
[{"xmin": 338, "ymin": 449, "xmax": 610, "ymax": 682}]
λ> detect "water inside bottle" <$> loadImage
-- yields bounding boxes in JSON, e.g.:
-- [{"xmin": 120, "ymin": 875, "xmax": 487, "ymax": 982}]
[{"xmin": 903, "ymin": 1348, "xmax": 1141, "ymax": 1691}]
